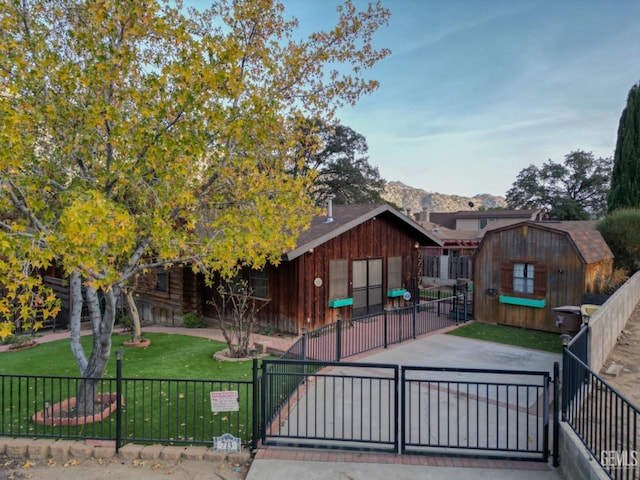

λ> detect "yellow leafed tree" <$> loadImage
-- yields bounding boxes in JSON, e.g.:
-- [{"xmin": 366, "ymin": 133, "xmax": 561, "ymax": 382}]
[{"xmin": 0, "ymin": 0, "xmax": 390, "ymax": 414}]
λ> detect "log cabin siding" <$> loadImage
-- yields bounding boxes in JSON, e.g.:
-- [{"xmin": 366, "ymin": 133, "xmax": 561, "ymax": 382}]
[
  {"xmin": 136, "ymin": 265, "xmax": 186, "ymax": 326},
  {"xmin": 474, "ymin": 222, "xmax": 613, "ymax": 332}
]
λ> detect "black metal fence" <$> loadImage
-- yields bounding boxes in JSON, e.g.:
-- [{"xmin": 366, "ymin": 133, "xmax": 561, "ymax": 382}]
[
  {"xmin": 260, "ymin": 359, "xmax": 556, "ymax": 460},
  {"xmin": 1, "ymin": 291, "xmax": 470, "ymax": 454},
  {"xmin": 402, "ymin": 365, "xmax": 552, "ymax": 461},
  {"xmin": 563, "ymin": 340, "xmax": 639, "ymax": 479},
  {"xmin": 0, "ymin": 356, "xmax": 258, "ymax": 450},
  {"xmin": 281, "ymin": 290, "xmax": 469, "ymax": 363},
  {"xmin": 261, "ymin": 359, "xmax": 399, "ymax": 452}
]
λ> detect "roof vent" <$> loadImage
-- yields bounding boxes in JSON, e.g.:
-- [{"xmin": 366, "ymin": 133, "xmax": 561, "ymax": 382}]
[{"xmin": 324, "ymin": 194, "xmax": 335, "ymax": 223}]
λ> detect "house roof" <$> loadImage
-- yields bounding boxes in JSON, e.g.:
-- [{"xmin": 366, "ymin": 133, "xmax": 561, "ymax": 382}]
[
  {"xmin": 283, "ymin": 203, "xmax": 443, "ymax": 261},
  {"xmin": 453, "ymin": 209, "xmax": 543, "ymax": 219},
  {"xmin": 420, "ymin": 222, "xmax": 483, "ymax": 245},
  {"xmin": 483, "ymin": 220, "xmax": 613, "ymax": 264},
  {"xmin": 428, "ymin": 209, "xmax": 543, "ymax": 230}
]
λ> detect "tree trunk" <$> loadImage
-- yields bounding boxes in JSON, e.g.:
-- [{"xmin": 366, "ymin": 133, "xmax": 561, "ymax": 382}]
[
  {"xmin": 73, "ymin": 284, "xmax": 118, "ymax": 415},
  {"xmin": 125, "ymin": 288, "xmax": 143, "ymax": 343}
]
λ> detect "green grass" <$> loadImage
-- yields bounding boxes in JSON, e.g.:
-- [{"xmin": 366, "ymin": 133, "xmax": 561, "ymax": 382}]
[
  {"xmin": 0, "ymin": 332, "xmax": 259, "ymax": 378},
  {"xmin": 446, "ymin": 322, "xmax": 563, "ymax": 353},
  {"xmin": 0, "ymin": 333, "xmax": 270, "ymax": 444}
]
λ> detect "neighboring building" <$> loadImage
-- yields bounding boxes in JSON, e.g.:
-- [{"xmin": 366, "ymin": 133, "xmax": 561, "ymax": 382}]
[
  {"xmin": 473, "ymin": 220, "xmax": 613, "ymax": 332},
  {"xmin": 424, "ymin": 208, "xmax": 545, "ymax": 231},
  {"xmin": 413, "ymin": 209, "xmax": 545, "ymax": 286},
  {"xmin": 135, "ymin": 203, "xmax": 443, "ymax": 335}
]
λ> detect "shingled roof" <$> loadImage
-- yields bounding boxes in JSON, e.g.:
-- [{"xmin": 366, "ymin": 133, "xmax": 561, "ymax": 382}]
[
  {"xmin": 283, "ymin": 204, "xmax": 443, "ymax": 261},
  {"xmin": 487, "ymin": 220, "xmax": 613, "ymax": 264}
]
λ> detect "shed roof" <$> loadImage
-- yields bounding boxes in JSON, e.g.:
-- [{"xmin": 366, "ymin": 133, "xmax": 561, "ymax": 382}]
[
  {"xmin": 283, "ymin": 203, "xmax": 443, "ymax": 261},
  {"xmin": 483, "ymin": 220, "xmax": 613, "ymax": 264}
]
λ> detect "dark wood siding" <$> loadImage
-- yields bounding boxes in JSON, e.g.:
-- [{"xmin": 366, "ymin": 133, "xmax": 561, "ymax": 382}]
[
  {"xmin": 474, "ymin": 224, "xmax": 587, "ymax": 332},
  {"xmin": 259, "ymin": 213, "xmax": 428, "ymax": 334}
]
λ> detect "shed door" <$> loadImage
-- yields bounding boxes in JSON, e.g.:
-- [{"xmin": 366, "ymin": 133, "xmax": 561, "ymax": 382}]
[{"xmin": 352, "ymin": 258, "xmax": 383, "ymax": 317}]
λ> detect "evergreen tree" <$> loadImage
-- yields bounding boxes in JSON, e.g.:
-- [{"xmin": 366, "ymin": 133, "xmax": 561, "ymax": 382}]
[{"xmin": 608, "ymin": 82, "xmax": 640, "ymax": 212}]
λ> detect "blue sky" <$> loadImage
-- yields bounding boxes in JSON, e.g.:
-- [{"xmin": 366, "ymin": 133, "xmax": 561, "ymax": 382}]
[{"xmin": 284, "ymin": 0, "xmax": 640, "ymax": 197}]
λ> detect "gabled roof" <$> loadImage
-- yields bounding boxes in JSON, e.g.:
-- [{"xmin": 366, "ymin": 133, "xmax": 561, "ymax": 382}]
[
  {"xmin": 283, "ymin": 204, "xmax": 443, "ymax": 261},
  {"xmin": 482, "ymin": 220, "xmax": 613, "ymax": 264}
]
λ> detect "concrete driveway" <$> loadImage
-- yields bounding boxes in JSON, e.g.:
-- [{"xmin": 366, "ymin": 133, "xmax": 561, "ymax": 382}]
[{"xmin": 247, "ymin": 331, "xmax": 565, "ymax": 480}]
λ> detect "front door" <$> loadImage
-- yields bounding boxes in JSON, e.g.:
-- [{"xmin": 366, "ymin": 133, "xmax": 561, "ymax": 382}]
[{"xmin": 352, "ymin": 258, "xmax": 383, "ymax": 317}]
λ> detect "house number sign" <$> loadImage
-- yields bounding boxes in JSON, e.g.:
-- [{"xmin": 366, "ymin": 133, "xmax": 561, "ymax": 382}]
[{"xmin": 212, "ymin": 433, "xmax": 242, "ymax": 453}]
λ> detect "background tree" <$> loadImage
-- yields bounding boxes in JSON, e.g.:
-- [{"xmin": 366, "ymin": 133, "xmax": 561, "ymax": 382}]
[
  {"xmin": 506, "ymin": 150, "xmax": 611, "ymax": 220},
  {"xmin": 0, "ymin": 0, "xmax": 389, "ymax": 414},
  {"xmin": 597, "ymin": 208, "xmax": 640, "ymax": 275},
  {"xmin": 608, "ymin": 82, "xmax": 640, "ymax": 212},
  {"xmin": 288, "ymin": 119, "xmax": 386, "ymax": 206}
]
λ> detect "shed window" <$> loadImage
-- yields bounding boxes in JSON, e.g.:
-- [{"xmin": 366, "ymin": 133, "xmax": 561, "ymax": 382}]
[
  {"xmin": 501, "ymin": 262, "xmax": 547, "ymax": 298},
  {"xmin": 388, "ymin": 256, "xmax": 402, "ymax": 290},
  {"xmin": 329, "ymin": 259, "xmax": 349, "ymax": 300},
  {"xmin": 513, "ymin": 263, "xmax": 534, "ymax": 294}
]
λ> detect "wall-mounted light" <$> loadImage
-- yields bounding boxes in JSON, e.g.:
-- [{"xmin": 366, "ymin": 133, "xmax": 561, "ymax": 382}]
[
  {"xmin": 414, "ymin": 242, "xmax": 420, "ymax": 249},
  {"xmin": 558, "ymin": 268, "xmax": 564, "ymax": 274}
]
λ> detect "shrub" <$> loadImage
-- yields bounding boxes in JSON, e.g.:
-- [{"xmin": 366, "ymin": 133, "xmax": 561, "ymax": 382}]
[
  {"xmin": 591, "ymin": 269, "xmax": 629, "ymax": 295},
  {"xmin": 597, "ymin": 209, "xmax": 640, "ymax": 274},
  {"xmin": 183, "ymin": 312, "xmax": 207, "ymax": 328}
]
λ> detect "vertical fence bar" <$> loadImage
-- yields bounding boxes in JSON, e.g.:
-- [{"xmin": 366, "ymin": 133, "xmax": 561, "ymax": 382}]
[
  {"xmin": 412, "ymin": 277, "xmax": 418, "ymax": 339},
  {"xmin": 252, "ymin": 358, "xmax": 259, "ymax": 452},
  {"xmin": 115, "ymin": 350, "xmax": 124, "ymax": 452},
  {"xmin": 335, "ymin": 318, "xmax": 342, "ymax": 361},
  {"xmin": 383, "ymin": 310, "xmax": 388, "ymax": 348},
  {"xmin": 553, "ymin": 361, "xmax": 560, "ymax": 467}
]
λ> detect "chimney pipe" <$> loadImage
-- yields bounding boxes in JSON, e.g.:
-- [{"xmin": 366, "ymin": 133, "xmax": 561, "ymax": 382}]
[{"xmin": 325, "ymin": 194, "xmax": 335, "ymax": 223}]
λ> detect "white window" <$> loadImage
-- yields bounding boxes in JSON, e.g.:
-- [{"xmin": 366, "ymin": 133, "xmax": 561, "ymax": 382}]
[{"xmin": 513, "ymin": 263, "xmax": 535, "ymax": 294}]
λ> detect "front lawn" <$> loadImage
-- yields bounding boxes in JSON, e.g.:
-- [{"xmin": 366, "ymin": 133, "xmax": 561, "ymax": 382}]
[
  {"xmin": 0, "ymin": 332, "xmax": 267, "ymax": 444},
  {"xmin": 446, "ymin": 322, "xmax": 563, "ymax": 353},
  {"xmin": 0, "ymin": 332, "xmax": 257, "ymax": 378}
]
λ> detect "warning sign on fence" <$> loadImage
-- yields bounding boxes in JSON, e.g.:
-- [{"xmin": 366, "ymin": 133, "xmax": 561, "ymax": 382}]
[{"xmin": 210, "ymin": 390, "xmax": 239, "ymax": 412}]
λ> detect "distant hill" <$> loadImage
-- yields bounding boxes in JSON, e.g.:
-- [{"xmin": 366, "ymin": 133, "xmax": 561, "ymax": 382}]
[{"xmin": 382, "ymin": 181, "xmax": 507, "ymax": 214}]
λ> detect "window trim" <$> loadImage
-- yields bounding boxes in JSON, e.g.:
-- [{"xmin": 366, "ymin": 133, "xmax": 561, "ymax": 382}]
[{"xmin": 501, "ymin": 261, "xmax": 547, "ymax": 299}]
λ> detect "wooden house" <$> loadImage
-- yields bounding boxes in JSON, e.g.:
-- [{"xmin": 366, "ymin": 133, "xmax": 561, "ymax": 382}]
[
  {"xmin": 134, "ymin": 203, "xmax": 442, "ymax": 334},
  {"xmin": 473, "ymin": 220, "xmax": 613, "ymax": 332}
]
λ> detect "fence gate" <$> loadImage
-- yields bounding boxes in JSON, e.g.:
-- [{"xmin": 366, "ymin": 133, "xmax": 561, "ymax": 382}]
[
  {"xmin": 261, "ymin": 360, "xmax": 552, "ymax": 462},
  {"xmin": 402, "ymin": 366, "xmax": 551, "ymax": 461},
  {"xmin": 261, "ymin": 360, "xmax": 399, "ymax": 452}
]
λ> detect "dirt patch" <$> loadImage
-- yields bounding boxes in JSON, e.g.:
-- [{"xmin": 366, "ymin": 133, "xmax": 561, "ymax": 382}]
[
  {"xmin": 0, "ymin": 453, "xmax": 250, "ymax": 480},
  {"xmin": 599, "ymin": 302, "xmax": 640, "ymax": 407}
]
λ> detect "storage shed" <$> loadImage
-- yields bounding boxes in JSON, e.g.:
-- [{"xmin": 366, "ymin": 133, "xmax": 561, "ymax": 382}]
[{"xmin": 473, "ymin": 220, "xmax": 613, "ymax": 332}]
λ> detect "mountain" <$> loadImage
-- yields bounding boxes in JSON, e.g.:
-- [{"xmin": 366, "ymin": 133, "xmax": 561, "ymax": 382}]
[{"xmin": 382, "ymin": 181, "xmax": 507, "ymax": 214}]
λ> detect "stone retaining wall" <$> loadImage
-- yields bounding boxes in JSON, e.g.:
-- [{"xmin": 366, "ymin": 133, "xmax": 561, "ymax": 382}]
[{"xmin": 0, "ymin": 437, "xmax": 250, "ymax": 464}]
